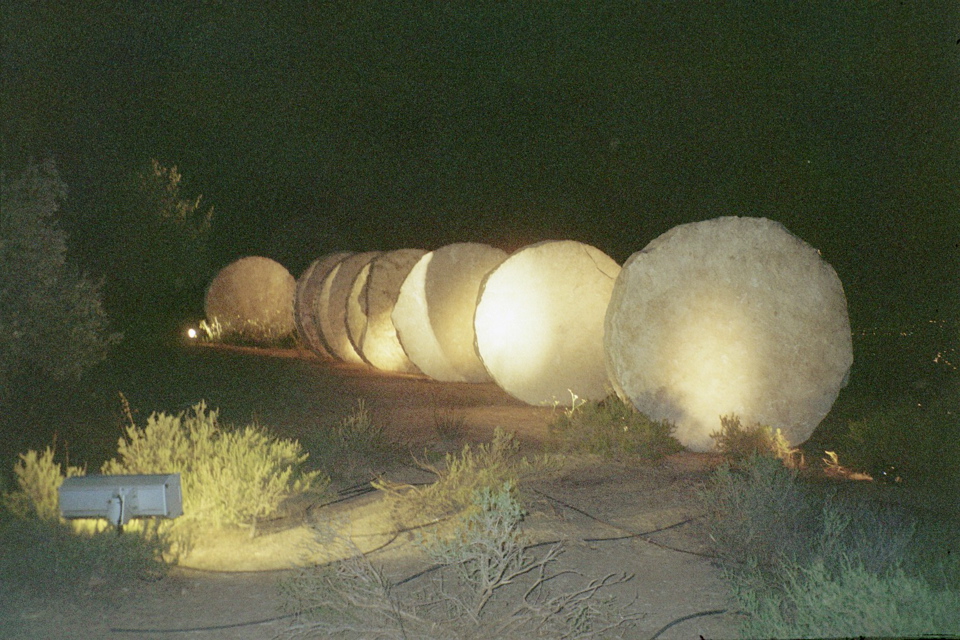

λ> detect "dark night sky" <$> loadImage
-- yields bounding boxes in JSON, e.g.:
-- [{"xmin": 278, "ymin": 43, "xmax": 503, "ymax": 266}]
[{"xmin": 3, "ymin": 1, "xmax": 959, "ymax": 328}]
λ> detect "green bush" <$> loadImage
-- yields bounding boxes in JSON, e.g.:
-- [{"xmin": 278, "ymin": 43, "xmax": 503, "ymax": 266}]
[
  {"xmin": 0, "ymin": 514, "xmax": 166, "ymax": 599},
  {"xmin": 380, "ymin": 428, "xmax": 557, "ymax": 527},
  {"xmin": 0, "ymin": 448, "xmax": 165, "ymax": 601},
  {"xmin": 0, "ymin": 159, "xmax": 119, "ymax": 400},
  {"xmin": 102, "ymin": 401, "xmax": 327, "ymax": 541},
  {"xmin": 710, "ymin": 413, "xmax": 794, "ymax": 463},
  {"xmin": 2, "ymin": 447, "xmax": 84, "ymax": 521},
  {"xmin": 735, "ymin": 557, "xmax": 960, "ymax": 638},
  {"xmin": 701, "ymin": 455, "xmax": 960, "ymax": 638},
  {"xmin": 699, "ymin": 455, "xmax": 818, "ymax": 572},
  {"xmin": 548, "ymin": 394, "xmax": 683, "ymax": 460}
]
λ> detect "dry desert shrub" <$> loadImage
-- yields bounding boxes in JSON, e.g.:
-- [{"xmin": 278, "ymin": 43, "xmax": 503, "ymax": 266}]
[
  {"xmin": 280, "ymin": 482, "xmax": 640, "ymax": 639},
  {"xmin": 548, "ymin": 394, "xmax": 683, "ymax": 461},
  {"xmin": 710, "ymin": 413, "xmax": 798, "ymax": 465},
  {"xmin": 101, "ymin": 400, "xmax": 327, "ymax": 551},
  {"xmin": 375, "ymin": 428, "xmax": 560, "ymax": 532}
]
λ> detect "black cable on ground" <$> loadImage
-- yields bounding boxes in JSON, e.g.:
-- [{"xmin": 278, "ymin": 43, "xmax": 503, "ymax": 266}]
[
  {"xmin": 647, "ymin": 608, "xmax": 731, "ymax": 640},
  {"xmin": 110, "ymin": 484, "xmax": 724, "ymax": 634},
  {"xmin": 529, "ymin": 486, "xmax": 720, "ymax": 559},
  {"xmin": 110, "ymin": 613, "xmax": 300, "ymax": 635},
  {"xmin": 526, "ymin": 489, "xmax": 736, "ymax": 640}
]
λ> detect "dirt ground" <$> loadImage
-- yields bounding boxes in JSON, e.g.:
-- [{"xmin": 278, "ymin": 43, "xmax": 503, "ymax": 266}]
[{"xmin": 3, "ymin": 346, "xmax": 742, "ymax": 640}]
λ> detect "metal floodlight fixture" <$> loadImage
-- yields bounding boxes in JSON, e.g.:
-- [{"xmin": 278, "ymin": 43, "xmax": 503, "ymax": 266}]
[{"xmin": 58, "ymin": 474, "xmax": 183, "ymax": 532}]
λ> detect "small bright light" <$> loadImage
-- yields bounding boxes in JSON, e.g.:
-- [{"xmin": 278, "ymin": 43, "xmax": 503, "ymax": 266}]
[{"xmin": 187, "ymin": 328, "xmax": 198, "ymax": 339}]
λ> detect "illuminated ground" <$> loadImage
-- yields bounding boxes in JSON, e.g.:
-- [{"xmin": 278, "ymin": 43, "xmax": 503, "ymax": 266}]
[{"xmin": 3, "ymin": 338, "xmax": 953, "ymax": 639}]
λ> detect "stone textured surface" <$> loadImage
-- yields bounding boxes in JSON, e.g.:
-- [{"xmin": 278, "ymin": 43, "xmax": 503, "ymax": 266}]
[
  {"xmin": 394, "ymin": 243, "xmax": 507, "ymax": 382},
  {"xmin": 353, "ymin": 249, "xmax": 426, "ymax": 373},
  {"xmin": 294, "ymin": 252, "xmax": 351, "ymax": 358},
  {"xmin": 318, "ymin": 251, "xmax": 380, "ymax": 363},
  {"xmin": 393, "ymin": 252, "xmax": 460, "ymax": 381},
  {"xmin": 605, "ymin": 216, "xmax": 853, "ymax": 452},
  {"xmin": 474, "ymin": 240, "xmax": 621, "ymax": 405},
  {"xmin": 204, "ymin": 256, "xmax": 296, "ymax": 342},
  {"xmin": 346, "ymin": 261, "xmax": 373, "ymax": 363}
]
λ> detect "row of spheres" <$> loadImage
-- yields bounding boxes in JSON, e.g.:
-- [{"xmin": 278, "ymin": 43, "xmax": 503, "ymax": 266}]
[{"xmin": 204, "ymin": 217, "xmax": 853, "ymax": 452}]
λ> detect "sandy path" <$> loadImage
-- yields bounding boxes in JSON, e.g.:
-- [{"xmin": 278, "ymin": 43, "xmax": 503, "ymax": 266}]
[{"xmin": 2, "ymin": 346, "xmax": 740, "ymax": 639}]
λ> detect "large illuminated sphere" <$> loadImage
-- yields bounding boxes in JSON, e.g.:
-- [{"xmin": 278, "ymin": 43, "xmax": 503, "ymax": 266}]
[
  {"xmin": 474, "ymin": 240, "xmax": 621, "ymax": 405},
  {"xmin": 346, "ymin": 262, "xmax": 373, "ymax": 361},
  {"xmin": 317, "ymin": 251, "xmax": 380, "ymax": 363},
  {"xmin": 605, "ymin": 216, "xmax": 853, "ymax": 452},
  {"xmin": 204, "ymin": 256, "xmax": 296, "ymax": 342},
  {"xmin": 294, "ymin": 252, "xmax": 351, "ymax": 358},
  {"xmin": 351, "ymin": 249, "xmax": 427, "ymax": 373},
  {"xmin": 393, "ymin": 243, "xmax": 507, "ymax": 382}
]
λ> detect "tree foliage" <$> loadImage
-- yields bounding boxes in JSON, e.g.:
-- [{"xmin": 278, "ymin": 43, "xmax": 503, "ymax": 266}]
[
  {"xmin": 0, "ymin": 160, "xmax": 119, "ymax": 400},
  {"xmin": 107, "ymin": 159, "xmax": 214, "ymax": 330}
]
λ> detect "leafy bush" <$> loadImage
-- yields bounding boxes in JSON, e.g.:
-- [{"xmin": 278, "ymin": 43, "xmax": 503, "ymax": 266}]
[
  {"xmin": 0, "ymin": 514, "xmax": 166, "ymax": 599},
  {"xmin": 701, "ymin": 454, "xmax": 960, "ymax": 638},
  {"xmin": 710, "ymin": 414, "xmax": 796, "ymax": 464},
  {"xmin": 102, "ymin": 401, "xmax": 327, "ymax": 542},
  {"xmin": 0, "ymin": 159, "xmax": 119, "ymax": 400},
  {"xmin": 379, "ymin": 428, "xmax": 558, "ymax": 527},
  {"xmin": 548, "ymin": 394, "xmax": 683, "ymax": 460},
  {"xmin": 735, "ymin": 556, "xmax": 960, "ymax": 638},
  {"xmin": 2, "ymin": 447, "xmax": 84, "ymax": 521},
  {"xmin": 699, "ymin": 455, "xmax": 818, "ymax": 572},
  {"xmin": 0, "ymin": 448, "xmax": 165, "ymax": 601},
  {"xmin": 105, "ymin": 159, "xmax": 214, "ymax": 333}
]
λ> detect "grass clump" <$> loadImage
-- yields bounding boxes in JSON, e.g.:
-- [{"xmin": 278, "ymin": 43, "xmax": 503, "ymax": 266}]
[
  {"xmin": 281, "ymin": 482, "xmax": 639, "ymax": 639},
  {"xmin": 432, "ymin": 407, "xmax": 468, "ymax": 442},
  {"xmin": 308, "ymin": 399, "xmax": 402, "ymax": 484},
  {"xmin": 700, "ymin": 454, "xmax": 960, "ymax": 637},
  {"xmin": 548, "ymin": 394, "xmax": 683, "ymax": 461},
  {"xmin": 710, "ymin": 413, "xmax": 798, "ymax": 466},
  {"xmin": 102, "ymin": 400, "xmax": 327, "ymax": 547},
  {"xmin": 3, "ymin": 447, "xmax": 84, "ymax": 522},
  {"xmin": 379, "ymin": 428, "xmax": 558, "ymax": 528}
]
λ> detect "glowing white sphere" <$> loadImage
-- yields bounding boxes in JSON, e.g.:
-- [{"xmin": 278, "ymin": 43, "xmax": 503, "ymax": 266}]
[
  {"xmin": 393, "ymin": 243, "xmax": 507, "ymax": 382},
  {"xmin": 346, "ymin": 262, "xmax": 373, "ymax": 361},
  {"xmin": 294, "ymin": 252, "xmax": 351, "ymax": 358},
  {"xmin": 318, "ymin": 251, "xmax": 380, "ymax": 363},
  {"xmin": 204, "ymin": 256, "xmax": 296, "ymax": 342},
  {"xmin": 605, "ymin": 216, "xmax": 853, "ymax": 452},
  {"xmin": 350, "ymin": 249, "xmax": 426, "ymax": 373},
  {"xmin": 474, "ymin": 240, "xmax": 621, "ymax": 405}
]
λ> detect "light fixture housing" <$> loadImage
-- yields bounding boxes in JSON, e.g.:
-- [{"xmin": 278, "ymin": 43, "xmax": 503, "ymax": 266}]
[{"xmin": 59, "ymin": 473, "xmax": 183, "ymax": 530}]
